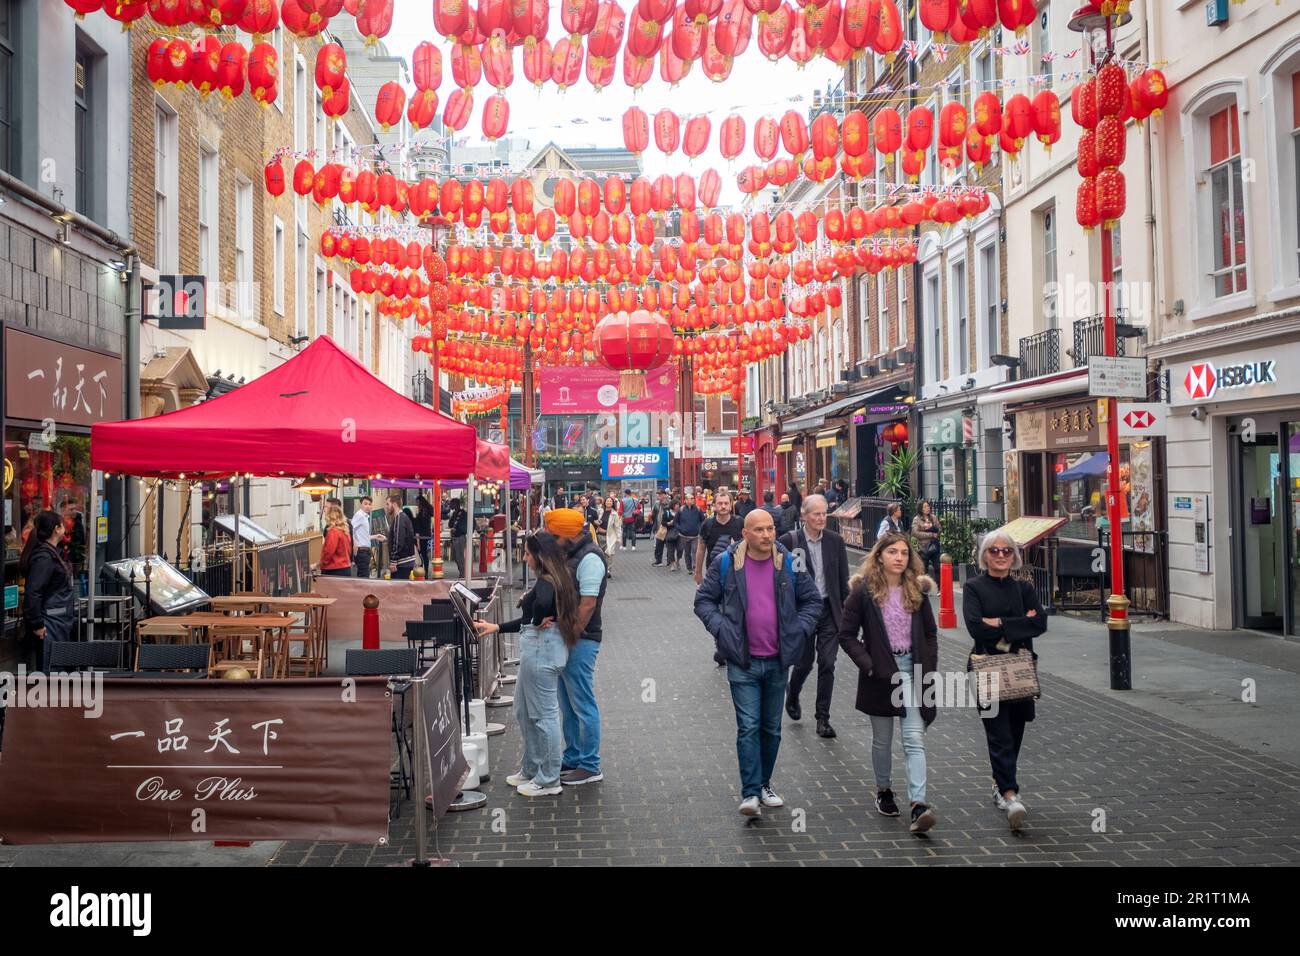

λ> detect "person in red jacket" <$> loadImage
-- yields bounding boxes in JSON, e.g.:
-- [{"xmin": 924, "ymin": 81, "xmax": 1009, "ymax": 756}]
[{"xmin": 320, "ymin": 505, "xmax": 354, "ymax": 576}]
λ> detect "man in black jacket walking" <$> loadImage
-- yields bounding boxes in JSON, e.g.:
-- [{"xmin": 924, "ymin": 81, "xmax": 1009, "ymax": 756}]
[
  {"xmin": 384, "ymin": 494, "xmax": 419, "ymax": 579},
  {"xmin": 779, "ymin": 494, "xmax": 850, "ymax": 739}
]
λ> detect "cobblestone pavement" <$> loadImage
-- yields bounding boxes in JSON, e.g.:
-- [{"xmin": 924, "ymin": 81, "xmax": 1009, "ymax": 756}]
[{"xmin": 272, "ymin": 558, "xmax": 1300, "ymax": 867}]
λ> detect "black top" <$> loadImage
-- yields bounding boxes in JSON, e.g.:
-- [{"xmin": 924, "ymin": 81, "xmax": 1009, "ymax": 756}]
[
  {"xmin": 412, "ymin": 507, "xmax": 433, "ymax": 538},
  {"xmin": 450, "ymin": 508, "xmax": 468, "ymax": 537},
  {"xmin": 962, "ymin": 572, "xmax": 1048, "ymax": 655},
  {"xmin": 498, "ymin": 577, "xmax": 559, "ymax": 634},
  {"xmin": 22, "ymin": 543, "xmax": 73, "ymax": 631},
  {"xmin": 388, "ymin": 509, "xmax": 418, "ymax": 562},
  {"xmin": 701, "ymin": 515, "xmax": 744, "ymax": 557}
]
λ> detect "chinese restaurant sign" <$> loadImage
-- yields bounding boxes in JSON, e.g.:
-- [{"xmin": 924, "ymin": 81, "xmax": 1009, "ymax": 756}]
[
  {"xmin": 539, "ymin": 364, "xmax": 676, "ymax": 414},
  {"xmin": 1045, "ymin": 401, "xmax": 1101, "ymax": 450},
  {"xmin": 4, "ymin": 326, "xmax": 123, "ymax": 428},
  {"xmin": 0, "ymin": 677, "xmax": 392, "ymax": 844}
]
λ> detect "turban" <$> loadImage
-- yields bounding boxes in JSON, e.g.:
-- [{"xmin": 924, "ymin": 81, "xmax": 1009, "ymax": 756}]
[{"xmin": 544, "ymin": 508, "xmax": 586, "ymax": 539}]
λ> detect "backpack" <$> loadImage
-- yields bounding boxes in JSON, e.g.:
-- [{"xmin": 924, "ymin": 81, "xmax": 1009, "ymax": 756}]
[{"xmin": 718, "ymin": 548, "xmax": 797, "ymax": 590}]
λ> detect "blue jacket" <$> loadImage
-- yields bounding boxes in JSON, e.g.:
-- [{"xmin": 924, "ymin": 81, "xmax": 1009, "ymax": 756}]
[
  {"xmin": 675, "ymin": 504, "xmax": 703, "ymax": 536},
  {"xmin": 693, "ymin": 540, "xmax": 823, "ymax": 670}
]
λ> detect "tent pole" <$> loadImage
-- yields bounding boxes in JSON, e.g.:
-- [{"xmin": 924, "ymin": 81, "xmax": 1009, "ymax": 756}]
[
  {"xmin": 503, "ymin": 487, "xmax": 513, "ymax": 601},
  {"xmin": 233, "ymin": 475, "xmax": 242, "ymax": 593},
  {"xmin": 87, "ymin": 470, "xmax": 98, "ymax": 642},
  {"xmin": 466, "ymin": 473, "xmax": 475, "ymax": 585},
  {"xmin": 523, "ymin": 487, "xmax": 530, "ymax": 590}
]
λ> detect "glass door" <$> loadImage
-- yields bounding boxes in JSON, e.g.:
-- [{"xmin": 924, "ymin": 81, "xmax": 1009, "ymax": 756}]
[
  {"xmin": 1237, "ymin": 433, "xmax": 1284, "ymax": 631},
  {"xmin": 1287, "ymin": 423, "xmax": 1300, "ymax": 636}
]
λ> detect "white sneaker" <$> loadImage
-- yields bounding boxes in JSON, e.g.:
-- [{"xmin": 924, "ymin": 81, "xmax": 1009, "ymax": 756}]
[
  {"xmin": 506, "ymin": 771, "xmax": 529, "ymax": 788},
  {"xmin": 517, "ymin": 780, "xmax": 562, "ymax": 797},
  {"xmin": 1005, "ymin": 798, "xmax": 1027, "ymax": 830},
  {"xmin": 738, "ymin": 796, "xmax": 762, "ymax": 817},
  {"xmin": 993, "ymin": 786, "xmax": 1028, "ymax": 812},
  {"xmin": 760, "ymin": 786, "xmax": 784, "ymax": 808}
]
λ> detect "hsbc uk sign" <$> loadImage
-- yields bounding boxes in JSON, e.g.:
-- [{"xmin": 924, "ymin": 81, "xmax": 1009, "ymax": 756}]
[{"xmin": 1182, "ymin": 359, "xmax": 1276, "ymax": 401}]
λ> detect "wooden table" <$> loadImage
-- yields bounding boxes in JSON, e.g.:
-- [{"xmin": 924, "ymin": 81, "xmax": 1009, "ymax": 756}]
[
  {"xmin": 210, "ymin": 595, "xmax": 337, "ymax": 610},
  {"xmin": 137, "ymin": 613, "xmax": 295, "ymax": 678}
]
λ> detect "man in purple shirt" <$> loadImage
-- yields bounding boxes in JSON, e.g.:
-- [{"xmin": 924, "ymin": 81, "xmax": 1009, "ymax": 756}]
[{"xmin": 694, "ymin": 509, "xmax": 823, "ymax": 818}]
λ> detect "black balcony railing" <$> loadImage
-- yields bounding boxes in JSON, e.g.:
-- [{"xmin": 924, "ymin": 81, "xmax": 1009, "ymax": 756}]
[
  {"xmin": 1019, "ymin": 328, "xmax": 1061, "ymax": 379},
  {"xmin": 1070, "ymin": 312, "xmax": 1142, "ymax": 367}
]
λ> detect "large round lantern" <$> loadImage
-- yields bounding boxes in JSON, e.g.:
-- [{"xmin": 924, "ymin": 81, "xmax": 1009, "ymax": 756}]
[{"xmin": 594, "ymin": 309, "xmax": 675, "ymax": 399}]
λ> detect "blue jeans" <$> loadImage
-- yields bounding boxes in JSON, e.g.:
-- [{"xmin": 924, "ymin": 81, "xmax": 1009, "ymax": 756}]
[
  {"xmin": 869, "ymin": 651, "xmax": 928, "ymax": 805},
  {"xmin": 515, "ymin": 624, "xmax": 569, "ymax": 787},
  {"xmin": 559, "ymin": 637, "xmax": 601, "ymax": 773},
  {"xmin": 727, "ymin": 658, "xmax": 788, "ymax": 799}
]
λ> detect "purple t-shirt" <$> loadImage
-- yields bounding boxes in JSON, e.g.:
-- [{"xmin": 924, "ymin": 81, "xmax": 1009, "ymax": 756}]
[
  {"xmin": 882, "ymin": 585, "xmax": 913, "ymax": 654},
  {"xmin": 743, "ymin": 555, "xmax": 780, "ymax": 658}
]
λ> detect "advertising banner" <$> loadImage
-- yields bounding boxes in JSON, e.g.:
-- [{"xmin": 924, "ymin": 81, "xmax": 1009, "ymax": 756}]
[
  {"xmin": 539, "ymin": 365, "xmax": 676, "ymax": 414},
  {"xmin": 601, "ymin": 447, "xmax": 669, "ymax": 481}
]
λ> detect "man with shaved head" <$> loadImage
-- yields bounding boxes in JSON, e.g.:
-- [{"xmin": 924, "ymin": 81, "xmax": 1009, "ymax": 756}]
[{"xmin": 695, "ymin": 506, "xmax": 822, "ymax": 818}]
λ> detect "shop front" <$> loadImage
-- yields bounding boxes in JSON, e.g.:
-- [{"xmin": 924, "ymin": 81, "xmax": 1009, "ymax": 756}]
[
  {"xmin": 3, "ymin": 325, "xmax": 124, "ymax": 599},
  {"xmin": 1163, "ymin": 339, "xmax": 1300, "ymax": 635},
  {"xmin": 850, "ymin": 400, "xmax": 911, "ymax": 498},
  {"xmin": 773, "ymin": 433, "xmax": 804, "ymax": 495},
  {"xmin": 752, "ymin": 427, "xmax": 783, "ymax": 501}
]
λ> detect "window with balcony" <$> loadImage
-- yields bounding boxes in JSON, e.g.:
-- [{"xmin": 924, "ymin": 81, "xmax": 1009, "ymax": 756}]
[{"xmin": 1209, "ymin": 104, "xmax": 1247, "ymax": 298}]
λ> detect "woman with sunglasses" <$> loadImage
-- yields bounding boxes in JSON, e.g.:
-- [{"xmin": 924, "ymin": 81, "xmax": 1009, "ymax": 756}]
[
  {"xmin": 963, "ymin": 532, "xmax": 1047, "ymax": 831},
  {"xmin": 474, "ymin": 532, "xmax": 582, "ymax": 797},
  {"xmin": 837, "ymin": 532, "xmax": 939, "ymax": 834}
]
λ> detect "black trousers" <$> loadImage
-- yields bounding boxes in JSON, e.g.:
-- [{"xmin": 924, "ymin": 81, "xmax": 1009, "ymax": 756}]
[
  {"xmin": 622, "ymin": 521, "xmax": 637, "ymax": 546},
  {"xmin": 787, "ymin": 601, "xmax": 839, "ymax": 720},
  {"xmin": 354, "ymin": 548, "xmax": 372, "ymax": 579},
  {"xmin": 981, "ymin": 698, "xmax": 1034, "ymax": 794},
  {"xmin": 678, "ymin": 535, "xmax": 698, "ymax": 572},
  {"xmin": 654, "ymin": 535, "xmax": 666, "ymax": 563}
]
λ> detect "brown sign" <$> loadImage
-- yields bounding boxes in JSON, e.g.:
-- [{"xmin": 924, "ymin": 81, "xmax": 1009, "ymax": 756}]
[
  {"xmin": 1015, "ymin": 410, "xmax": 1047, "ymax": 451},
  {"xmin": 0, "ymin": 677, "xmax": 392, "ymax": 845},
  {"xmin": 421, "ymin": 653, "xmax": 470, "ymax": 820},
  {"xmin": 4, "ymin": 326, "xmax": 123, "ymax": 427},
  {"xmin": 1045, "ymin": 401, "xmax": 1100, "ymax": 450}
]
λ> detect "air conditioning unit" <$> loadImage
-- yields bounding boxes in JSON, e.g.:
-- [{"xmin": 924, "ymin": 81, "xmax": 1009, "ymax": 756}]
[
  {"xmin": 842, "ymin": 366, "xmax": 861, "ymax": 382},
  {"xmin": 880, "ymin": 356, "xmax": 897, "ymax": 370},
  {"xmin": 897, "ymin": 348, "xmax": 915, "ymax": 364},
  {"xmin": 864, "ymin": 363, "xmax": 879, "ymax": 377}
]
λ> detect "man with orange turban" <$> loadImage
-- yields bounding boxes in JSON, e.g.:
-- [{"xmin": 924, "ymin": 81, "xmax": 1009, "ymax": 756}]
[{"xmin": 543, "ymin": 507, "xmax": 608, "ymax": 786}]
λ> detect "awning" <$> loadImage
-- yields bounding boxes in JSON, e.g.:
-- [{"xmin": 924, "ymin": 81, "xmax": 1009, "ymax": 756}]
[
  {"xmin": 1057, "ymin": 452, "xmax": 1110, "ymax": 480},
  {"xmin": 781, "ymin": 381, "xmax": 911, "ymax": 432},
  {"xmin": 774, "ymin": 438, "xmax": 796, "ymax": 454},
  {"xmin": 815, "ymin": 427, "xmax": 844, "ymax": 448},
  {"xmin": 979, "ymin": 368, "xmax": 1087, "ymax": 407}
]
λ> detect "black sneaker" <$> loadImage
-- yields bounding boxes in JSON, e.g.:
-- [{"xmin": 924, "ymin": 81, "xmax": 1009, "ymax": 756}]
[
  {"xmin": 875, "ymin": 788, "xmax": 900, "ymax": 817},
  {"xmin": 909, "ymin": 803, "xmax": 937, "ymax": 834}
]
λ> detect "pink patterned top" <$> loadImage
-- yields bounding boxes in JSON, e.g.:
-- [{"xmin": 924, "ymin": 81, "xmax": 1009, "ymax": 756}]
[{"xmin": 881, "ymin": 586, "xmax": 913, "ymax": 654}]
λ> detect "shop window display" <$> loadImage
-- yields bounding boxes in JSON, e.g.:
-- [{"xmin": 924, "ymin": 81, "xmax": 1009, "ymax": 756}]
[
  {"xmin": 1050, "ymin": 447, "xmax": 1131, "ymax": 541},
  {"xmin": 4, "ymin": 433, "xmax": 92, "ymax": 594}
]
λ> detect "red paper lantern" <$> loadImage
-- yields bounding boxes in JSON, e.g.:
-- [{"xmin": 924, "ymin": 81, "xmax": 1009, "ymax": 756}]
[
  {"xmin": 356, "ymin": 0, "xmax": 395, "ymax": 45},
  {"xmin": 758, "ymin": 3, "xmax": 794, "ymax": 59},
  {"xmin": 1133, "ymin": 69, "xmax": 1169, "ymax": 117},
  {"xmin": 684, "ymin": 115, "xmax": 712, "ymax": 159},
  {"xmin": 780, "ymin": 109, "xmax": 810, "ymax": 157},
  {"xmin": 1072, "ymin": 78, "xmax": 1098, "ymax": 130},
  {"xmin": 623, "ymin": 106, "xmax": 649, "ymax": 154},
  {"xmin": 872, "ymin": 0, "xmax": 903, "ymax": 56},
  {"xmin": 1096, "ymin": 167, "xmax": 1126, "ymax": 229},
  {"xmin": 873, "ymin": 108, "xmax": 902, "ymax": 156},
  {"xmin": 407, "ymin": 90, "xmax": 440, "ymax": 130},
  {"xmin": 374, "ymin": 81, "xmax": 406, "ymax": 131},
  {"xmin": 1096, "ymin": 62, "xmax": 1126, "ymax": 118},
  {"xmin": 443, "ymin": 87, "xmax": 473, "ymax": 131},
  {"xmin": 315, "ymin": 41, "xmax": 347, "ymax": 98},
  {"xmin": 434, "ymin": 0, "xmax": 469, "ymax": 38},
  {"xmin": 594, "ymin": 309, "xmax": 675, "ymax": 398},
  {"xmin": 654, "ymin": 108, "xmax": 681, "ymax": 153},
  {"xmin": 413, "ymin": 40, "xmax": 443, "ymax": 92},
  {"xmin": 482, "ymin": 93, "xmax": 509, "ymax": 140},
  {"xmin": 720, "ymin": 114, "xmax": 746, "ymax": 160},
  {"xmin": 1003, "ymin": 93, "xmax": 1033, "ymax": 149},
  {"xmin": 699, "ymin": 168, "xmax": 722, "ymax": 208},
  {"xmin": 919, "ymin": 0, "xmax": 956, "ymax": 41},
  {"xmin": 1031, "ymin": 90, "xmax": 1061, "ymax": 150},
  {"xmin": 811, "ymin": 111, "xmax": 841, "ymax": 160},
  {"xmin": 1076, "ymin": 177, "xmax": 1099, "ymax": 231}
]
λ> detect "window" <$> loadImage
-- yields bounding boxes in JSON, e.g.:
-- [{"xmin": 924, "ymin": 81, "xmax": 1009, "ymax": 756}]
[
  {"xmin": 877, "ymin": 273, "xmax": 890, "ymax": 355},
  {"xmin": 295, "ymin": 231, "xmax": 309, "ymax": 338},
  {"xmin": 915, "ymin": 3, "xmax": 932, "ymax": 58},
  {"xmin": 273, "ymin": 217, "xmax": 285, "ymax": 315},
  {"xmin": 314, "ymin": 90, "xmax": 325, "ymax": 157},
  {"xmin": 817, "ymin": 328, "xmax": 828, "ymax": 389},
  {"xmin": 315, "ymin": 262, "xmax": 327, "ymax": 338},
  {"xmin": 1294, "ymin": 71, "xmax": 1300, "ymax": 275},
  {"xmin": 271, "ymin": 25, "xmax": 284, "ymax": 112},
  {"xmin": 198, "ymin": 145, "xmax": 218, "ymax": 278},
  {"xmin": 943, "ymin": 67, "xmax": 966, "ymax": 182},
  {"xmin": 898, "ymin": 265, "xmax": 909, "ymax": 347},
  {"xmin": 1208, "ymin": 104, "xmax": 1247, "ymax": 298},
  {"xmin": 977, "ymin": 240, "xmax": 1000, "ymax": 366},
  {"xmin": 293, "ymin": 57, "xmax": 307, "ymax": 152},
  {"xmin": 153, "ymin": 103, "xmax": 179, "ymax": 273},
  {"xmin": 0, "ymin": 1, "xmax": 14, "ymax": 174},
  {"xmin": 925, "ymin": 269, "xmax": 942, "ymax": 381},
  {"xmin": 1040, "ymin": 204, "xmax": 1058, "ymax": 329},
  {"xmin": 922, "ymin": 95, "xmax": 938, "ymax": 189},
  {"xmin": 831, "ymin": 320, "xmax": 843, "ymax": 380},
  {"xmin": 363, "ymin": 302, "xmax": 372, "ymax": 367},
  {"xmin": 74, "ymin": 50, "xmax": 89, "ymax": 215},
  {"xmin": 1035, "ymin": 2, "xmax": 1053, "ymax": 90},
  {"xmin": 857, "ymin": 275, "xmax": 871, "ymax": 359},
  {"xmin": 721, "ymin": 395, "xmax": 738, "ymax": 433},
  {"xmin": 974, "ymin": 45, "xmax": 998, "ymax": 163},
  {"xmin": 235, "ymin": 177, "xmax": 253, "ymax": 320},
  {"xmin": 949, "ymin": 256, "xmax": 969, "ymax": 376},
  {"xmin": 1110, "ymin": 227, "xmax": 1124, "ymax": 313}
]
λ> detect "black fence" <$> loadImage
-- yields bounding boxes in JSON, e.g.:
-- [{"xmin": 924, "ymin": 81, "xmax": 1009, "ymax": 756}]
[
  {"xmin": 838, "ymin": 497, "xmax": 977, "ymax": 552},
  {"xmin": 1021, "ymin": 531, "xmax": 1168, "ymax": 620}
]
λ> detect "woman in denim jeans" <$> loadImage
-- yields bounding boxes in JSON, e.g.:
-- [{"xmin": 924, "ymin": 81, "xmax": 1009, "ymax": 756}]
[
  {"xmin": 475, "ymin": 532, "xmax": 581, "ymax": 797},
  {"xmin": 837, "ymin": 533, "xmax": 940, "ymax": 835}
]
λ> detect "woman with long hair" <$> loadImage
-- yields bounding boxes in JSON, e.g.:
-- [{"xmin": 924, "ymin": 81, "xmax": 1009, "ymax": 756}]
[
  {"xmin": 19, "ymin": 510, "xmax": 74, "ymax": 669},
  {"xmin": 838, "ymin": 532, "xmax": 940, "ymax": 835},
  {"xmin": 319, "ymin": 504, "xmax": 354, "ymax": 577},
  {"xmin": 911, "ymin": 499, "xmax": 942, "ymax": 578},
  {"xmin": 475, "ymin": 531, "xmax": 581, "ymax": 797},
  {"xmin": 414, "ymin": 495, "xmax": 435, "ymax": 577},
  {"xmin": 602, "ymin": 495, "xmax": 619, "ymax": 578},
  {"xmin": 963, "ymin": 531, "xmax": 1046, "ymax": 831}
]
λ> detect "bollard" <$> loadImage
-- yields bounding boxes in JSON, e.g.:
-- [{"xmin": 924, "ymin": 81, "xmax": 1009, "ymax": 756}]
[
  {"xmin": 362, "ymin": 593, "xmax": 380, "ymax": 650},
  {"xmin": 938, "ymin": 553, "xmax": 956, "ymax": 629},
  {"xmin": 1107, "ymin": 592, "xmax": 1132, "ymax": 690}
]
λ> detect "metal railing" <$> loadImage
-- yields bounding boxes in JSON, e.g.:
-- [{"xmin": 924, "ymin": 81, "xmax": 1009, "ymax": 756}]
[
  {"xmin": 1019, "ymin": 532, "xmax": 1168, "ymax": 619},
  {"xmin": 1019, "ymin": 328, "xmax": 1061, "ymax": 379},
  {"xmin": 1070, "ymin": 312, "xmax": 1144, "ymax": 367}
]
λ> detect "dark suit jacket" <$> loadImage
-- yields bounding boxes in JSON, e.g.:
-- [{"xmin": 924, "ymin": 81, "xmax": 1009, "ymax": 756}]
[{"xmin": 779, "ymin": 527, "xmax": 850, "ymax": 630}]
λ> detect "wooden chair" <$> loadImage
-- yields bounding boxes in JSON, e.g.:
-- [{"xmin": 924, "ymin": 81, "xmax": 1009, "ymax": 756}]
[
  {"xmin": 266, "ymin": 602, "xmax": 317, "ymax": 677},
  {"xmin": 208, "ymin": 625, "xmax": 267, "ymax": 679}
]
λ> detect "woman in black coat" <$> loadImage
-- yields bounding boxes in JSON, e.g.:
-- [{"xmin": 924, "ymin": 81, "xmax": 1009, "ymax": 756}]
[
  {"xmin": 20, "ymin": 510, "xmax": 75, "ymax": 670},
  {"xmin": 838, "ymin": 531, "xmax": 939, "ymax": 835},
  {"xmin": 963, "ymin": 531, "xmax": 1047, "ymax": 832}
]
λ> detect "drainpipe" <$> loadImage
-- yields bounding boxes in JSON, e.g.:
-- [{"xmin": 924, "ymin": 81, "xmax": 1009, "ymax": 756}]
[{"xmin": 124, "ymin": 252, "xmax": 142, "ymax": 558}]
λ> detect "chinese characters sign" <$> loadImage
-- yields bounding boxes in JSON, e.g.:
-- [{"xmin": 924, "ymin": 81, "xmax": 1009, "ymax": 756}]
[
  {"xmin": 0, "ymin": 678, "xmax": 392, "ymax": 844},
  {"xmin": 4, "ymin": 327, "xmax": 122, "ymax": 429},
  {"xmin": 1045, "ymin": 401, "xmax": 1100, "ymax": 450}
]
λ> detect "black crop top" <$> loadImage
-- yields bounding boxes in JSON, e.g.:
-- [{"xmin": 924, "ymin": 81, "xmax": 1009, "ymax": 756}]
[{"xmin": 497, "ymin": 577, "xmax": 559, "ymax": 633}]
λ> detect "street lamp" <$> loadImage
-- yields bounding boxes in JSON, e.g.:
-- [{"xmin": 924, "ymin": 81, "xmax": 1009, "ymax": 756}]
[
  {"xmin": 421, "ymin": 210, "xmax": 453, "ymax": 578},
  {"xmin": 1069, "ymin": 1, "xmax": 1132, "ymax": 690}
]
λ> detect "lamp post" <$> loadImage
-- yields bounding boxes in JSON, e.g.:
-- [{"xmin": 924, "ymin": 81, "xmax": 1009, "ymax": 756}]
[
  {"xmin": 1069, "ymin": 2, "xmax": 1134, "ymax": 690},
  {"xmin": 422, "ymin": 211, "xmax": 452, "ymax": 579}
]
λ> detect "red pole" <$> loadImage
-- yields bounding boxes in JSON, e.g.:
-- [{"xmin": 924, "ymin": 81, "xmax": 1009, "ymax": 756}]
[
  {"xmin": 939, "ymin": 554, "xmax": 956, "ymax": 629},
  {"xmin": 736, "ymin": 372, "xmax": 745, "ymax": 492},
  {"xmin": 430, "ymin": 342, "xmax": 444, "ymax": 579}
]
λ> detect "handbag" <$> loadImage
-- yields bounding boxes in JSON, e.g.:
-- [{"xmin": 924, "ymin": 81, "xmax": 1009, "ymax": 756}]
[
  {"xmin": 655, "ymin": 525, "xmax": 668, "ymax": 541},
  {"xmin": 969, "ymin": 649, "xmax": 1040, "ymax": 706}
]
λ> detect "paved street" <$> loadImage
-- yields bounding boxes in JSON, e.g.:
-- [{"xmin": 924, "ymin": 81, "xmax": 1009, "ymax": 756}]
[{"xmin": 268, "ymin": 557, "xmax": 1300, "ymax": 867}]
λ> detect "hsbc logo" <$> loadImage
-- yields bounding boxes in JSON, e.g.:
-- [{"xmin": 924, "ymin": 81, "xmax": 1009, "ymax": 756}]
[
  {"xmin": 1183, "ymin": 360, "xmax": 1276, "ymax": 400},
  {"xmin": 1123, "ymin": 409, "xmax": 1155, "ymax": 429}
]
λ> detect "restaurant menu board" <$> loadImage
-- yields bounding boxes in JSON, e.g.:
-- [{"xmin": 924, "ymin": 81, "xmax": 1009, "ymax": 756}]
[
  {"xmin": 421, "ymin": 653, "xmax": 470, "ymax": 820},
  {"xmin": 0, "ymin": 677, "xmax": 392, "ymax": 845},
  {"xmin": 994, "ymin": 516, "xmax": 1070, "ymax": 549},
  {"xmin": 213, "ymin": 514, "xmax": 281, "ymax": 546},
  {"xmin": 255, "ymin": 540, "xmax": 310, "ymax": 596},
  {"xmin": 102, "ymin": 556, "xmax": 210, "ymax": 615}
]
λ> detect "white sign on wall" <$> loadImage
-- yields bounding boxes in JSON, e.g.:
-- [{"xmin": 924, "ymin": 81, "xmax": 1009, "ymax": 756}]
[
  {"xmin": 1116, "ymin": 402, "xmax": 1168, "ymax": 437},
  {"xmin": 1088, "ymin": 355, "xmax": 1148, "ymax": 398}
]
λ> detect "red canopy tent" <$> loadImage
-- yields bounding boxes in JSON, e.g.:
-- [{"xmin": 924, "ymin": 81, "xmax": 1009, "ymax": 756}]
[{"xmin": 91, "ymin": 336, "xmax": 477, "ymax": 479}]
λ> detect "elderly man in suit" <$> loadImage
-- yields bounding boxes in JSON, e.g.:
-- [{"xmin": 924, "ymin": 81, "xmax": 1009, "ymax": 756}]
[{"xmin": 779, "ymin": 493, "xmax": 850, "ymax": 739}]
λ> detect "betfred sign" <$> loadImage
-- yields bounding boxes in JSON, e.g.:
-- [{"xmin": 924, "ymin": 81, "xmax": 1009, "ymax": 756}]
[
  {"xmin": 601, "ymin": 447, "xmax": 669, "ymax": 481},
  {"xmin": 1182, "ymin": 359, "xmax": 1276, "ymax": 401}
]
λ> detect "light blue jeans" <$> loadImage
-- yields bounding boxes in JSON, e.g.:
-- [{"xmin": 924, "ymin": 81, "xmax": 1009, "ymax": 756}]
[
  {"xmin": 515, "ymin": 624, "xmax": 569, "ymax": 787},
  {"xmin": 869, "ymin": 651, "xmax": 928, "ymax": 805},
  {"xmin": 559, "ymin": 637, "xmax": 602, "ymax": 773}
]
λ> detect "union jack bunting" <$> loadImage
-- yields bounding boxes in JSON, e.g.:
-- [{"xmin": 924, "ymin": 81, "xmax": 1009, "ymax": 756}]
[
  {"xmin": 1013, "ymin": 39, "xmax": 1031, "ymax": 55},
  {"xmin": 903, "ymin": 40, "xmax": 919, "ymax": 60},
  {"xmin": 934, "ymin": 43, "xmax": 950, "ymax": 63}
]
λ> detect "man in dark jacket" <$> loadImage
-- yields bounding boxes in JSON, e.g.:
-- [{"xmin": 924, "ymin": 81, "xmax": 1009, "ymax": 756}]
[
  {"xmin": 760, "ymin": 489, "xmax": 783, "ymax": 526},
  {"xmin": 694, "ymin": 508, "xmax": 822, "ymax": 818},
  {"xmin": 779, "ymin": 494, "xmax": 850, "ymax": 739},
  {"xmin": 674, "ymin": 495, "xmax": 703, "ymax": 574},
  {"xmin": 384, "ymin": 494, "xmax": 419, "ymax": 579},
  {"xmin": 448, "ymin": 497, "xmax": 469, "ymax": 579}
]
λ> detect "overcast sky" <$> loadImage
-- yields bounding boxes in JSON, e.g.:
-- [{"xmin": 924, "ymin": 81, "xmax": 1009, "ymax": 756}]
[{"xmin": 383, "ymin": 6, "xmax": 840, "ymax": 205}]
